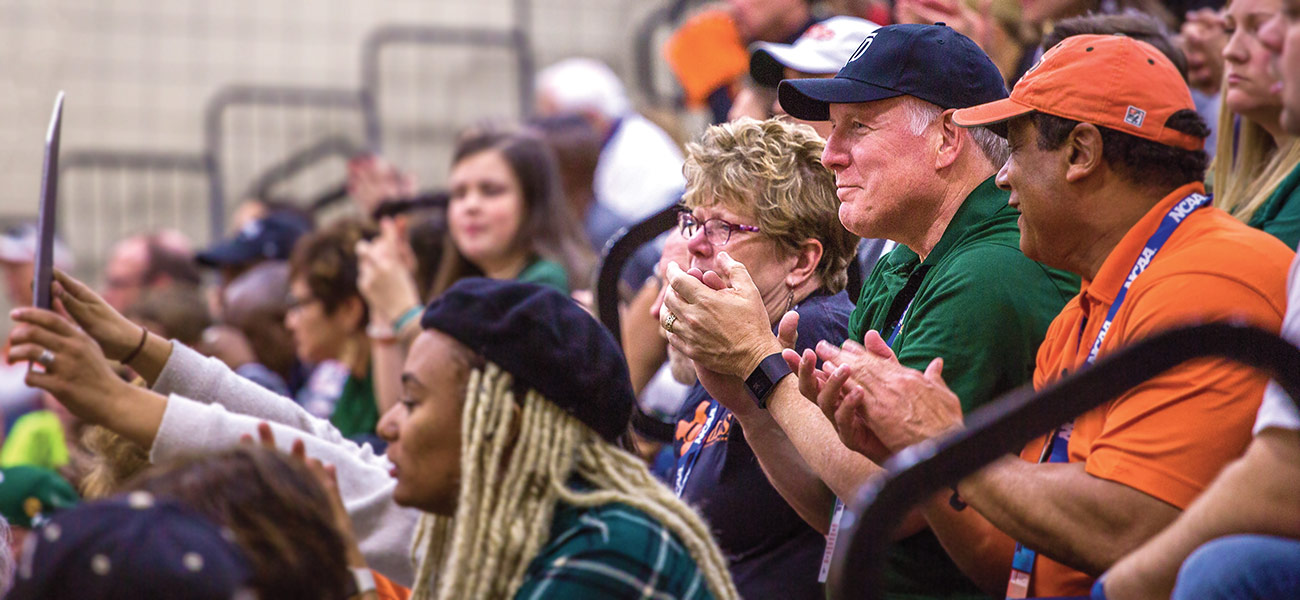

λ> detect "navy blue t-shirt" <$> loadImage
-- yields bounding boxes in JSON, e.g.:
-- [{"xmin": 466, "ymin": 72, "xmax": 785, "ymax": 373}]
[{"xmin": 671, "ymin": 289, "xmax": 853, "ymax": 600}]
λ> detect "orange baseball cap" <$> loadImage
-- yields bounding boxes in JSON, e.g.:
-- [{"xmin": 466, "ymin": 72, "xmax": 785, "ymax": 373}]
[{"xmin": 953, "ymin": 34, "xmax": 1203, "ymax": 150}]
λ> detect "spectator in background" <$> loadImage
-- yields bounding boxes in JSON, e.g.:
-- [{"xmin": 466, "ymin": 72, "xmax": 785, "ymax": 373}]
[
  {"xmin": 1183, "ymin": 8, "xmax": 1230, "ymax": 146},
  {"xmin": 0, "ymin": 392, "xmax": 86, "ymax": 482},
  {"xmin": 100, "ymin": 230, "xmax": 200, "ymax": 313},
  {"xmin": 125, "ymin": 285, "xmax": 212, "ymax": 349},
  {"xmin": 1211, "ymin": 0, "xmax": 1300, "ymax": 247},
  {"xmin": 665, "ymin": 0, "xmax": 819, "ymax": 122},
  {"xmin": 528, "ymin": 114, "xmax": 628, "ymax": 252},
  {"xmin": 428, "ymin": 129, "xmax": 592, "ymax": 296},
  {"xmin": 0, "ymin": 465, "xmax": 78, "ymax": 562},
  {"xmin": 535, "ymin": 58, "xmax": 686, "ymax": 224},
  {"xmin": 203, "ymin": 261, "xmax": 301, "ymax": 397},
  {"xmin": 734, "ymin": 16, "xmax": 881, "ymax": 136},
  {"xmin": 895, "ymin": 0, "xmax": 1035, "ymax": 84},
  {"xmin": 287, "ymin": 220, "xmax": 382, "ymax": 442},
  {"xmin": 196, "ymin": 212, "xmax": 311, "ymax": 295}
]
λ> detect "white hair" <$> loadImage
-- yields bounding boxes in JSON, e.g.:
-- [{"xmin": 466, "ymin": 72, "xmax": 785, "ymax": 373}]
[
  {"xmin": 899, "ymin": 97, "xmax": 1009, "ymax": 167},
  {"xmin": 535, "ymin": 58, "xmax": 631, "ymax": 120}
]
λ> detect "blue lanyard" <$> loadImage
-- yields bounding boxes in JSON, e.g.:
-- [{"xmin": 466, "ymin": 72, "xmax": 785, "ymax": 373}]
[
  {"xmin": 822, "ymin": 280, "xmax": 924, "ymax": 581},
  {"xmin": 1007, "ymin": 191, "xmax": 1210, "ymax": 599},
  {"xmin": 674, "ymin": 402, "xmax": 722, "ymax": 497}
]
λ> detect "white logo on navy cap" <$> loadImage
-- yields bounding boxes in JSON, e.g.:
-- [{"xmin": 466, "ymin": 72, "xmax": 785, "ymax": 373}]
[{"xmin": 848, "ymin": 32, "xmax": 878, "ymax": 63}]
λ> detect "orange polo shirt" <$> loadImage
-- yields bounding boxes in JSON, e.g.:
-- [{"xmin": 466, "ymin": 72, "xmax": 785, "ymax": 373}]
[{"xmin": 1019, "ymin": 182, "xmax": 1294, "ymax": 597}]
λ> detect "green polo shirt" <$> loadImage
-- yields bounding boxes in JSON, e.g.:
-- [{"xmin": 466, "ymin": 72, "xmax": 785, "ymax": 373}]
[
  {"xmin": 1248, "ymin": 160, "xmax": 1300, "ymax": 249},
  {"xmin": 848, "ymin": 176, "xmax": 1079, "ymax": 600}
]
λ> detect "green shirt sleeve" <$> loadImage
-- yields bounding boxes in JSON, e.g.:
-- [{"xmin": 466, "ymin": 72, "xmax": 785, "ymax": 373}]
[
  {"xmin": 1250, "ymin": 164, "xmax": 1300, "ymax": 249},
  {"xmin": 892, "ymin": 245, "xmax": 1075, "ymax": 412}
]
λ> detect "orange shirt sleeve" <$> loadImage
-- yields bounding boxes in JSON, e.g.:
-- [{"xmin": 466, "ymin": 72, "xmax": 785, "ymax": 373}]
[
  {"xmin": 1077, "ymin": 272, "xmax": 1284, "ymax": 509},
  {"xmin": 372, "ymin": 570, "xmax": 411, "ymax": 600},
  {"xmin": 663, "ymin": 9, "xmax": 748, "ymax": 107}
]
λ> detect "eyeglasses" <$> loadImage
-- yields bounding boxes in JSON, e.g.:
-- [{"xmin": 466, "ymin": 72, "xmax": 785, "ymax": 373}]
[{"xmin": 677, "ymin": 211, "xmax": 760, "ymax": 246}]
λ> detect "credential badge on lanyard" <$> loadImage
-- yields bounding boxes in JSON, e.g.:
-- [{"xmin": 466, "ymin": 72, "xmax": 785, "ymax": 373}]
[{"xmin": 1005, "ymin": 191, "xmax": 1210, "ymax": 599}]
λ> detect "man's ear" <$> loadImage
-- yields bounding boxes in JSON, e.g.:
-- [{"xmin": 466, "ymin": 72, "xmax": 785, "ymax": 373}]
[
  {"xmin": 935, "ymin": 109, "xmax": 964, "ymax": 171},
  {"xmin": 1064, "ymin": 123, "xmax": 1104, "ymax": 182}
]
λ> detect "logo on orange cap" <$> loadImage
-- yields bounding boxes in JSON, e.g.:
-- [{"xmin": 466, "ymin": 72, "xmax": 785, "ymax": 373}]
[
  {"xmin": 952, "ymin": 34, "xmax": 1203, "ymax": 151},
  {"xmin": 1124, "ymin": 106, "xmax": 1146, "ymax": 128}
]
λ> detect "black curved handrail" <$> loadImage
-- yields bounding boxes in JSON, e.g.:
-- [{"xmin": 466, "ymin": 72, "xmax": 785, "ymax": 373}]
[
  {"xmin": 594, "ymin": 203, "xmax": 680, "ymax": 346},
  {"xmin": 828, "ymin": 322, "xmax": 1300, "ymax": 600},
  {"xmin": 594, "ymin": 204, "xmax": 680, "ymax": 443}
]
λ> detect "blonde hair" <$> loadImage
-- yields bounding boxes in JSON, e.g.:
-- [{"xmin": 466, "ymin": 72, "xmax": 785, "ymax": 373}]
[
  {"xmin": 79, "ymin": 425, "xmax": 150, "ymax": 500},
  {"xmin": 682, "ymin": 117, "xmax": 858, "ymax": 293},
  {"xmin": 1212, "ymin": 87, "xmax": 1300, "ymax": 224},
  {"xmin": 408, "ymin": 363, "xmax": 738, "ymax": 600}
]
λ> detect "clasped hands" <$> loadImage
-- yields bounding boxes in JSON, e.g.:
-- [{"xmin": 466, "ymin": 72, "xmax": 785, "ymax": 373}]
[{"xmin": 661, "ymin": 252, "xmax": 964, "ymax": 460}]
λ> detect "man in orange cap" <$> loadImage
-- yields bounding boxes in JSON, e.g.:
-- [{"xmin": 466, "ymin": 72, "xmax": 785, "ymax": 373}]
[{"xmin": 817, "ymin": 34, "xmax": 1295, "ymax": 597}]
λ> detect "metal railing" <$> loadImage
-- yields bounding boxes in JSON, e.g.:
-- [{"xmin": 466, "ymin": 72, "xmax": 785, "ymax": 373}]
[
  {"xmin": 59, "ymin": 149, "xmax": 214, "ymax": 281},
  {"xmin": 828, "ymin": 322, "xmax": 1300, "ymax": 600},
  {"xmin": 203, "ymin": 84, "xmax": 377, "ymax": 224},
  {"xmin": 359, "ymin": 23, "xmax": 533, "ymax": 188}
]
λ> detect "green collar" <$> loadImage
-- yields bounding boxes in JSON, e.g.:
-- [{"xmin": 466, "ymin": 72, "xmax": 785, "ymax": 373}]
[
  {"xmin": 881, "ymin": 175, "xmax": 1006, "ymax": 272},
  {"xmin": 922, "ymin": 175, "xmax": 1006, "ymax": 267}
]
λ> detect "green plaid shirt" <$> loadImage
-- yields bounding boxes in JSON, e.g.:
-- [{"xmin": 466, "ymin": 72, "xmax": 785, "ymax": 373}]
[{"xmin": 515, "ymin": 501, "xmax": 716, "ymax": 599}]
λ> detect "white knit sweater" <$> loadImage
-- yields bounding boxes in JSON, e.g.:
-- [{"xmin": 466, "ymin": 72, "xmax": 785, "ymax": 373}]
[{"xmin": 149, "ymin": 342, "xmax": 420, "ymax": 586}]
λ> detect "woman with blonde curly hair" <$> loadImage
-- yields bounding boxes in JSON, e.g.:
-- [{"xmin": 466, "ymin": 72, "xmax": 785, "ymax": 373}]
[{"xmin": 663, "ymin": 117, "xmax": 859, "ymax": 599}]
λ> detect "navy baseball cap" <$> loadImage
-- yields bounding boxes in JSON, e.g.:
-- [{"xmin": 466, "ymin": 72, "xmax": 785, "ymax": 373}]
[
  {"xmin": 9, "ymin": 491, "xmax": 254, "ymax": 600},
  {"xmin": 421, "ymin": 278, "xmax": 635, "ymax": 442},
  {"xmin": 779, "ymin": 23, "xmax": 1009, "ymax": 121},
  {"xmin": 196, "ymin": 213, "xmax": 310, "ymax": 268}
]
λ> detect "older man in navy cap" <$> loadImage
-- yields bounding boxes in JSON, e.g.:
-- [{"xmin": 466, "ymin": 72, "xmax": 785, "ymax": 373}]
[{"xmin": 661, "ymin": 23, "xmax": 1077, "ymax": 597}]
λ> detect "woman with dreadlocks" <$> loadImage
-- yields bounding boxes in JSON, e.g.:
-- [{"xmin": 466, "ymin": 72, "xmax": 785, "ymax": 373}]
[{"xmin": 7, "ymin": 270, "xmax": 738, "ymax": 599}]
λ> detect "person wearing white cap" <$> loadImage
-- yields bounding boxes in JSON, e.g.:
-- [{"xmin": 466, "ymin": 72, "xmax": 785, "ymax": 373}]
[
  {"xmin": 729, "ymin": 16, "xmax": 881, "ymax": 138},
  {"xmin": 535, "ymin": 58, "xmax": 686, "ymax": 224}
]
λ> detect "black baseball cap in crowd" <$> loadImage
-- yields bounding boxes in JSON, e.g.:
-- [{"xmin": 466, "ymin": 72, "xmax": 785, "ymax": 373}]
[
  {"xmin": 778, "ymin": 23, "xmax": 1009, "ymax": 121},
  {"xmin": 196, "ymin": 213, "xmax": 310, "ymax": 268}
]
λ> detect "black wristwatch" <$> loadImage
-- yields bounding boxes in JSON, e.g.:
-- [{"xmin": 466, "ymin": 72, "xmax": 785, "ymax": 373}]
[{"xmin": 745, "ymin": 352, "xmax": 793, "ymax": 409}]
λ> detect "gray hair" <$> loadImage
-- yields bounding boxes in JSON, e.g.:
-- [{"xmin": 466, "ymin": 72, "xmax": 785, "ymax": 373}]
[{"xmin": 900, "ymin": 97, "xmax": 1010, "ymax": 168}]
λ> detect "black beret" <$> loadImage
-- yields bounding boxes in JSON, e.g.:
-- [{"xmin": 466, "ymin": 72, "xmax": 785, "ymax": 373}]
[{"xmin": 421, "ymin": 278, "xmax": 635, "ymax": 442}]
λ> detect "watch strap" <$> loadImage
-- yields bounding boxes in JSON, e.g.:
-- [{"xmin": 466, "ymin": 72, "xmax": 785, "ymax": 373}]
[{"xmin": 745, "ymin": 352, "xmax": 793, "ymax": 409}]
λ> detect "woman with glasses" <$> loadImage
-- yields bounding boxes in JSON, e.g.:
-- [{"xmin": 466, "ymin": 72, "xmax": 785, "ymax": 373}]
[
  {"xmin": 284, "ymin": 220, "xmax": 383, "ymax": 443},
  {"xmin": 664, "ymin": 117, "xmax": 860, "ymax": 600}
]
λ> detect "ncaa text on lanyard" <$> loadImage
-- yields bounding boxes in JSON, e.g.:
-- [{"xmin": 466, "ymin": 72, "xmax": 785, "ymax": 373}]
[
  {"xmin": 818, "ymin": 262, "xmax": 933, "ymax": 583},
  {"xmin": 672, "ymin": 294, "xmax": 828, "ymax": 498},
  {"xmin": 1005, "ymin": 192, "xmax": 1210, "ymax": 599}
]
